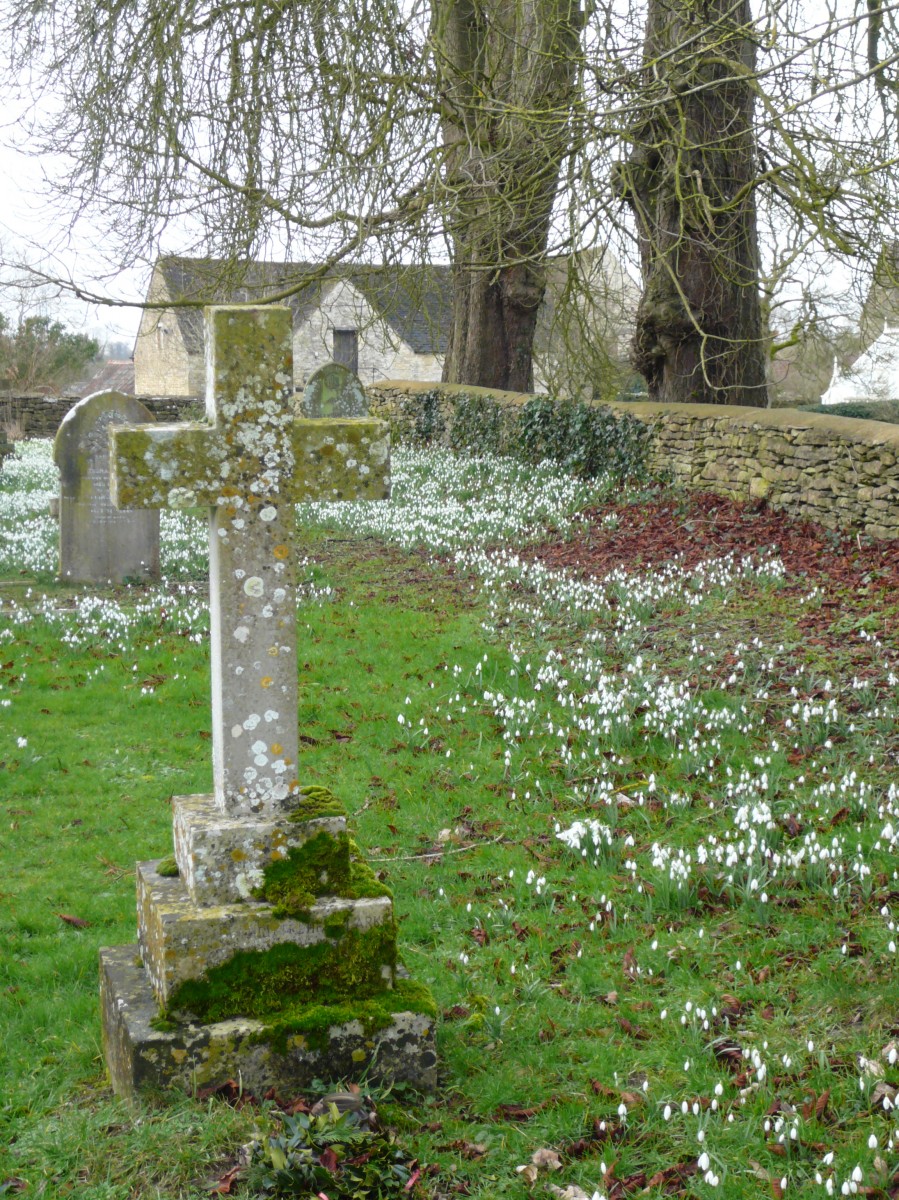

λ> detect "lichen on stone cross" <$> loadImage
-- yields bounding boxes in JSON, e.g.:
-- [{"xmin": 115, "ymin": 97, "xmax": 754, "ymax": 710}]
[{"xmin": 109, "ymin": 306, "xmax": 390, "ymax": 818}]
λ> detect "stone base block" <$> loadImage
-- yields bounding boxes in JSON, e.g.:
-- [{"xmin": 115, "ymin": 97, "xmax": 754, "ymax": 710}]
[
  {"xmin": 173, "ymin": 793, "xmax": 348, "ymax": 905},
  {"xmin": 100, "ymin": 945, "xmax": 437, "ymax": 1102},
  {"xmin": 137, "ymin": 861, "xmax": 395, "ymax": 1009}
]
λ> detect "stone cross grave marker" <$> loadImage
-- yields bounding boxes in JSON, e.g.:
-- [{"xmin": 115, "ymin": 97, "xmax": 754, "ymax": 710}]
[
  {"xmin": 302, "ymin": 361, "xmax": 369, "ymax": 419},
  {"xmin": 53, "ymin": 391, "xmax": 160, "ymax": 584},
  {"xmin": 100, "ymin": 306, "xmax": 436, "ymax": 1100}
]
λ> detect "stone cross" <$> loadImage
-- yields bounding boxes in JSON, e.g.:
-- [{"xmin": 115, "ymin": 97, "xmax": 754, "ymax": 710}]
[
  {"xmin": 109, "ymin": 306, "xmax": 389, "ymax": 817},
  {"xmin": 54, "ymin": 391, "xmax": 160, "ymax": 584}
]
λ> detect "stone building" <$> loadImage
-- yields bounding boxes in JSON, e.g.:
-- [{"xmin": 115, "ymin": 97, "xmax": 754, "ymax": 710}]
[
  {"xmin": 133, "ymin": 257, "xmax": 451, "ymax": 396},
  {"xmin": 134, "ymin": 253, "xmax": 639, "ymax": 399}
]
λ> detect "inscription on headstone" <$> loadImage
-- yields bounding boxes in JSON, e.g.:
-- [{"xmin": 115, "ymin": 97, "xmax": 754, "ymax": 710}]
[
  {"xmin": 53, "ymin": 391, "xmax": 160, "ymax": 584},
  {"xmin": 302, "ymin": 361, "xmax": 369, "ymax": 419}
]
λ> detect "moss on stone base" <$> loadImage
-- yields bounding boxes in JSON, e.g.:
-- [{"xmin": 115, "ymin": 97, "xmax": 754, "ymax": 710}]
[
  {"xmin": 165, "ymin": 921, "xmax": 398, "ymax": 1022},
  {"xmin": 255, "ymin": 831, "xmax": 392, "ymax": 919},
  {"xmin": 256, "ymin": 830, "xmax": 353, "ymax": 916},
  {"xmin": 254, "ymin": 978, "xmax": 438, "ymax": 1055},
  {"xmin": 155, "ymin": 856, "xmax": 179, "ymax": 877},
  {"xmin": 291, "ymin": 784, "xmax": 346, "ymax": 821}
]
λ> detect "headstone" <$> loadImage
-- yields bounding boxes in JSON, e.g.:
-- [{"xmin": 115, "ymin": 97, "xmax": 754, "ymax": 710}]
[
  {"xmin": 53, "ymin": 392, "xmax": 160, "ymax": 584},
  {"xmin": 0, "ymin": 428, "xmax": 12, "ymax": 473},
  {"xmin": 302, "ymin": 361, "xmax": 369, "ymax": 419},
  {"xmin": 99, "ymin": 307, "xmax": 436, "ymax": 1101}
]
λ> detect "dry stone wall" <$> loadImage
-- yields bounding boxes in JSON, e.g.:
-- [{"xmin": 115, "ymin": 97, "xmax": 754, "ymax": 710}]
[
  {"xmin": 0, "ymin": 393, "xmax": 200, "ymax": 440},
  {"xmin": 9, "ymin": 379, "xmax": 899, "ymax": 541},
  {"xmin": 369, "ymin": 382, "xmax": 899, "ymax": 540}
]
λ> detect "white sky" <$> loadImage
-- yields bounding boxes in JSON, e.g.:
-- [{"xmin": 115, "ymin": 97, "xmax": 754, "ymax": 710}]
[{"xmin": 0, "ymin": 92, "xmax": 148, "ymax": 352}]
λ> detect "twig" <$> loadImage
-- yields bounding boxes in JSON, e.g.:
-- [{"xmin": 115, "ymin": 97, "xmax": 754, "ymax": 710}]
[{"xmin": 369, "ymin": 833, "xmax": 506, "ymax": 862}]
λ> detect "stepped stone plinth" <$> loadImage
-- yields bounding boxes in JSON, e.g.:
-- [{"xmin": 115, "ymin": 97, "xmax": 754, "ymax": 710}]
[{"xmin": 99, "ymin": 311, "xmax": 436, "ymax": 1101}]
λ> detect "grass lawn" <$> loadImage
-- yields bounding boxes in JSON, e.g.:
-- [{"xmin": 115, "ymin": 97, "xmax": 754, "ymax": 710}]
[{"xmin": 3, "ymin": 439, "xmax": 899, "ymax": 1199}]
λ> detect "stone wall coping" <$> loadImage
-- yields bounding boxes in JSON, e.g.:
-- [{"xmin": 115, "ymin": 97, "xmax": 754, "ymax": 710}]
[
  {"xmin": 373, "ymin": 384, "xmax": 899, "ymax": 452},
  {"xmin": 370, "ymin": 379, "xmax": 537, "ymax": 405},
  {"xmin": 605, "ymin": 400, "xmax": 899, "ymax": 449}
]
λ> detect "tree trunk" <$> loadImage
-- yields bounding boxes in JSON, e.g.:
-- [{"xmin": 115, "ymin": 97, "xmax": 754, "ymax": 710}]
[
  {"xmin": 433, "ymin": 0, "xmax": 583, "ymax": 391},
  {"xmin": 621, "ymin": 0, "xmax": 769, "ymax": 406}
]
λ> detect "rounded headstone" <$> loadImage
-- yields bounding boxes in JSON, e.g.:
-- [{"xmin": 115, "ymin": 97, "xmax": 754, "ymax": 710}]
[
  {"xmin": 53, "ymin": 390, "xmax": 161, "ymax": 584},
  {"xmin": 302, "ymin": 362, "xmax": 369, "ymax": 419}
]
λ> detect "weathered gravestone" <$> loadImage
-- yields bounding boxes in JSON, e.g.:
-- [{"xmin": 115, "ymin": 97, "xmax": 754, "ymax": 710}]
[
  {"xmin": 53, "ymin": 391, "xmax": 160, "ymax": 584},
  {"xmin": 99, "ymin": 306, "xmax": 436, "ymax": 1100},
  {"xmin": 302, "ymin": 361, "xmax": 369, "ymax": 419},
  {"xmin": 0, "ymin": 427, "xmax": 12, "ymax": 474}
]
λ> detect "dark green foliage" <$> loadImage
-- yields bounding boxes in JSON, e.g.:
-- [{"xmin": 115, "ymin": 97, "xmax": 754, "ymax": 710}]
[
  {"xmin": 411, "ymin": 389, "xmax": 446, "ymax": 445},
  {"xmin": 448, "ymin": 392, "xmax": 512, "ymax": 454},
  {"xmin": 403, "ymin": 388, "xmax": 651, "ymax": 481},
  {"xmin": 249, "ymin": 1103, "xmax": 413, "ymax": 1197},
  {"xmin": 515, "ymin": 396, "xmax": 651, "ymax": 480},
  {"xmin": 799, "ymin": 399, "xmax": 899, "ymax": 423},
  {"xmin": 0, "ymin": 315, "xmax": 100, "ymax": 393}
]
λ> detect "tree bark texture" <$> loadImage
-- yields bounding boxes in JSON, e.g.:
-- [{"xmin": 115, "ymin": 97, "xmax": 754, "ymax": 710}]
[
  {"xmin": 622, "ymin": 0, "xmax": 769, "ymax": 406},
  {"xmin": 433, "ymin": 0, "xmax": 583, "ymax": 391}
]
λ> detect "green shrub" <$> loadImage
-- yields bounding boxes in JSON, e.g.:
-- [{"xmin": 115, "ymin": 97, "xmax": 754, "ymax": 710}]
[
  {"xmin": 799, "ymin": 399, "xmax": 899, "ymax": 424},
  {"xmin": 397, "ymin": 388, "xmax": 651, "ymax": 482}
]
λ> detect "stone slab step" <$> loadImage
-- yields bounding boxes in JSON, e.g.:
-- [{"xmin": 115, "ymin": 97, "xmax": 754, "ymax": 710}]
[
  {"xmin": 173, "ymin": 792, "xmax": 348, "ymax": 906},
  {"xmin": 136, "ymin": 860, "xmax": 395, "ymax": 1011},
  {"xmin": 100, "ymin": 944, "xmax": 437, "ymax": 1102}
]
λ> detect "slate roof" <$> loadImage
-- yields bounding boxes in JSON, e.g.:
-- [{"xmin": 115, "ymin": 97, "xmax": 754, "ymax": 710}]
[
  {"xmin": 70, "ymin": 359, "xmax": 136, "ymax": 399},
  {"xmin": 155, "ymin": 256, "xmax": 452, "ymax": 356}
]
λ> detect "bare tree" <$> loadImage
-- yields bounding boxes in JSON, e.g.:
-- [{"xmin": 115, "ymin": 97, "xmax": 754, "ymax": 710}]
[
  {"xmin": 433, "ymin": 0, "xmax": 585, "ymax": 391},
  {"xmin": 4, "ymin": 0, "xmax": 899, "ymax": 402}
]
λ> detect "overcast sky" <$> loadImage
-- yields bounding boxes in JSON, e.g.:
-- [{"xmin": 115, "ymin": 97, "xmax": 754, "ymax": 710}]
[{"xmin": 0, "ymin": 92, "xmax": 147, "ymax": 352}]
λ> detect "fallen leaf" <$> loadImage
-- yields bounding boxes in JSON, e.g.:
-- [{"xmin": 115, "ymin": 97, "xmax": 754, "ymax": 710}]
[
  {"xmin": 319, "ymin": 1147, "xmax": 339, "ymax": 1173},
  {"xmin": 871, "ymin": 1081, "xmax": 897, "ymax": 1110},
  {"xmin": 496, "ymin": 1101, "xmax": 550, "ymax": 1120},
  {"xmin": 549, "ymin": 1186, "xmax": 594, "ymax": 1200},
  {"xmin": 645, "ymin": 1160, "xmax": 699, "ymax": 1191},
  {"xmin": 442, "ymin": 1005, "xmax": 471, "ymax": 1021},
  {"xmin": 56, "ymin": 912, "xmax": 90, "ymax": 928},
  {"xmin": 207, "ymin": 1164, "xmax": 243, "ymax": 1194},
  {"xmin": 515, "ymin": 1164, "xmax": 539, "ymax": 1184},
  {"xmin": 448, "ymin": 1140, "xmax": 487, "ymax": 1159},
  {"xmin": 530, "ymin": 1148, "xmax": 563, "ymax": 1171}
]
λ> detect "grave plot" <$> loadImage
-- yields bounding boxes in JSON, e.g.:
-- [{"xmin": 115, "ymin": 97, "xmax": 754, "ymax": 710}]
[{"xmin": 99, "ymin": 306, "xmax": 436, "ymax": 1099}]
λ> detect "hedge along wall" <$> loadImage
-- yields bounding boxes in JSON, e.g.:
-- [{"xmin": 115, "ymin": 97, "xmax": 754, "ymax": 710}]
[{"xmin": 368, "ymin": 381, "xmax": 899, "ymax": 540}]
